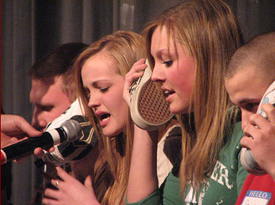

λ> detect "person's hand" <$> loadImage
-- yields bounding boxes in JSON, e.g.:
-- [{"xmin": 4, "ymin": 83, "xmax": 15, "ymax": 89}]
[
  {"xmin": 123, "ymin": 58, "xmax": 147, "ymax": 106},
  {"xmin": 1, "ymin": 114, "xmax": 54, "ymax": 162},
  {"xmin": 1, "ymin": 114, "xmax": 42, "ymax": 148},
  {"xmin": 33, "ymin": 147, "xmax": 55, "ymax": 159},
  {"xmin": 241, "ymin": 103, "xmax": 275, "ymax": 179},
  {"xmin": 42, "ymin": 166, "xmax": 100, "ymax": 205}
]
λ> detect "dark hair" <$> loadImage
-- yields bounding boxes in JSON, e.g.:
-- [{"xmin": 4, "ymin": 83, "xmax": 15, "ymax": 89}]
[
  {"xmin": 29, "ymin": 42, "xmax": 88, "ymax": 101},
  {"xmin": 29, "ymin": 42, "xmax": 88, "ymax": 78},
  {"xmin": 226, "ymin": 31, "xmax": 275, "ymax": 84}
]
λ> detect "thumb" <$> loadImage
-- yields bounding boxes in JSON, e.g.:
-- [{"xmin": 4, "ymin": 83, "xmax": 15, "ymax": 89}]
[{"xmin": 84, "ymin": 175, "xmax": 93, "ymax": 190}]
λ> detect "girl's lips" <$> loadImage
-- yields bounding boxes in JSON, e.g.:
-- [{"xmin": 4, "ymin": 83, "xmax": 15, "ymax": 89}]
[
  {"xmin": 99, "ymin": 115, "xmax": 110, "ymax": 127},
  {"xmin": 163, "ymin": 88, "xmax": 175, "ymax": 100},
  {"xmin": 165, "ymin": 92, "xmax": 174, "ymax": 102},
  {"xmin": 95, "ymin": 111, "xmax": 111, "ymax": 127}
]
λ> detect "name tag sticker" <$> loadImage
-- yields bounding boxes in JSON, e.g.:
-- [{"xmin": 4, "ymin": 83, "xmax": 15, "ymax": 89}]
[{"xmin": 241, "ymin": 190, "xmax": 271, "ymax": 205}]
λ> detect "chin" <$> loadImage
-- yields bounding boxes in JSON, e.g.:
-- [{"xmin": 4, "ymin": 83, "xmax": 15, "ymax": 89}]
[
  {"xmin": 103, "ymin": 132, "xmax": 114, "ymax": 138},
  {"xmin": 170, "ymin": 105, "xmax": 189, "ymax": 115},
  {"xmin": 103, "ymin": 129, "xmax": 121, "ymax": 138}
]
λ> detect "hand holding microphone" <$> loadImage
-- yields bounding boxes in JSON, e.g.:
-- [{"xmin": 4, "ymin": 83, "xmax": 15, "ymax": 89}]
[
  {"xmin": 1, "ymin": 114, "xmax": 43, "ymax": 148},
  {"xmin": 34, "ymin": 99, "xmax": 98, "ymax": 166},
  {"xmin": 1, "ymin": 119, "xmax": 82, "ymax": 165}
]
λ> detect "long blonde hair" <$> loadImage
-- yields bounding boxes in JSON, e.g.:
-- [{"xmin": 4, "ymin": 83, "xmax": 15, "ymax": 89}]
[
  {"xmin": 74, "ymin": 31, "xmax": 145, "ymax": 204},
  {"xmin": 143, "ymin": 0, "xmax": 244, "ymax": 194}
]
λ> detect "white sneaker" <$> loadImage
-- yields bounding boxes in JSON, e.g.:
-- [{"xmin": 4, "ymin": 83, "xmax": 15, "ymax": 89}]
[
  {"xmin": 240, "ymin": 148, "xmax": 266, "ymax": 176},
  {"xmin": 129, "ymin": 59, "xmax": 173, "ymax": 131}
]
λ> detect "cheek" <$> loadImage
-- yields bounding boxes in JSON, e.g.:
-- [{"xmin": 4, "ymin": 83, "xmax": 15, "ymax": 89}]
[
  {"xmin": 169, "ymin": 66, "xmax": 195, "ymax": 114},
  {"xmin": 170, "ymin": 70, "xmax": 194, "ymax": 98},
  {"xmin": 114, "ymin": 95, "xmax": 128, "ymax": 117},
  {"xmin": 106, "ymin": 89, "xmax": 126, "ymax": 113},
  {"xmin": 112, "ymin": 94, "xmax": 128, "ymax": 123},
  {"xmin": 108, "ymin": 99, "xmax": 128, "ymax": 135},
  {"xmin": 47, "ymin": 102, "xmax": 71, "ymax": 122},
  {"xmin": 46, "ymin": 110, "xmax": 64, "ymax": 124}
]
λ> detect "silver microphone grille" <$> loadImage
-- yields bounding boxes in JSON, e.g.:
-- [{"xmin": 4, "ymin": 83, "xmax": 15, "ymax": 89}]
[{"xmin": 61, "ymin": 119, "xmax": 82, "ymax": 141}]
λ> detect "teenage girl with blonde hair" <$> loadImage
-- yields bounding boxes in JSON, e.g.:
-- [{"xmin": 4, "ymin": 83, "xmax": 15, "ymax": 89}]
[
  {"xmin": 42, "ymin": 31, "xmax": 144, "ymax": 205},
  {"xmin": 124, "ymin": 0, "xmax": 248, "ymax": 204}
]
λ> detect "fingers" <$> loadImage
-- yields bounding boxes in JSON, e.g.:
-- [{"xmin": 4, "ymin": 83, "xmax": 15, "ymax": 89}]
[
  {"xmin": 132, "ymin": 58, "xmax": 147, "ymax": 71},
  {"xmin": 128, "ymin": 58, "xmax": 147, "ymax": 79},
  {"xmin": 42, "ymin": 167, "xmax": 68, "ymax": 205},
  {"xmin": 51, "ymin": 178, "xmax": 62, "ymax": 189},
  {"xmin": 1, "ymin": 114, "xmax": 42, "ymax": 139},
  {"xmin": 84, "ymin": 175, "xmax": 98, "ymax": 200},
  {"xmin": 123, "ymin": 59, "xmax": 147, "ymax": 106},
  {"xmin": 262, "ymin": 103, "xmax": 275, "ymax": 123},
  {"xmin": 1, "ymin": 136, "xmax": 19, "ymax": 148},
  {"xmin": 245, "ymin": 108, "xmax": 272, "ymax": 131},
  {"xmin": 242, "ymin": 106, "xmax": 275, "ymax": 149},
  {"xmin": 43, "ymin": 188, "xmax": 59, "ymax": 205},
  {"xmin": 17, "ymin": 120, "xmax": 42, "ymax": 137},
  {"xmin": 240, "ymin": 135, "xmax": 253, "ymax": 149},
  {"xmin": 34, "ymin": 146, "xmax": 55, "ymax": 158},
  {"xmin": 34, "ymin": 148, "xmax": 46, "ymax": 158},
  {"xmin": 45, "ymin": 166, "xmax": 74, "ymax": 188},
  {"xmin": 43, "ymin": 174, "xmax": 61, "ymax": 204},
  {"xmin": 125, "ymin": 59, "xmax": 147, "ymax": 86},
  {"xmin": 84, "ymin": 175, "xmax": 93, "ymax": 190},
  {"xmin": 55, "ymin": 166, "xmax": 72, "ymax": 182},
  {"xmin": 12, "ymin": 115, "xmax": 42, "ymax": 137},
  {"xmin": 241, "ymin": 116, "xmax": 262, "ymax": 148}
]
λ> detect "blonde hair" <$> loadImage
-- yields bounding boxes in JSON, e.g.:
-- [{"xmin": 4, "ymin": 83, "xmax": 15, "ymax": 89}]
[
  {"xmin": 143, "ymin": 0, "xmax": 244, "ymax": 195},
  {"xmin": 74, "ymin": 31, "xmax": 145, "ymax": 204}
]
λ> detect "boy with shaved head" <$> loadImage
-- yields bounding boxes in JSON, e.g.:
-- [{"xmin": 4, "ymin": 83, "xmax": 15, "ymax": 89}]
[{"xmin": 225, "ymin": 31, "xmax": 275, "ymax": 204}]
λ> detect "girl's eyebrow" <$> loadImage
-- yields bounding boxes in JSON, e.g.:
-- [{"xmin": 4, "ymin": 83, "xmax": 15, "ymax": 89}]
[
  {"xmin": 154, "ymin": 49, "xmax": 171, "ymax": 59},
  {"xmin": 92, "ymin": 79, "xmax": 109, "ymax": 86}
]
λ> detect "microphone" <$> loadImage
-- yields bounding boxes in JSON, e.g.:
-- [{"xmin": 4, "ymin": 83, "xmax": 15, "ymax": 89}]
[
  {"xmin": 36, "ymin": 115, "xmax": 98, "ymax": 166},
  {"xmin": 1, "ymin": 119, "xmax": 82, "ymax": 165},
  {"xmin": 33, "ymin": 100, "xmax": 98, "ymax": 166}
]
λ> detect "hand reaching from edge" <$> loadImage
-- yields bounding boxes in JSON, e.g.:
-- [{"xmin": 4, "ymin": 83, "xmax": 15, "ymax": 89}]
[
  {"xmin": 1, "ymin": 114, "xmax": 56, "ymax": 163},
  {"xmin": 1, "ymin": 114, "xmax": 43, "ymax": 163},
  {"xmin": 1, "ymin": 114, "xmax": 42, "ymax": 147}
]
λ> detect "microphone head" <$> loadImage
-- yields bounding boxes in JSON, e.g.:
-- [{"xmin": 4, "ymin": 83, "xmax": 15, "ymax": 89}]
[
  {"xmin": 38, "ymin": 115, "xmax": 98, "ymax": 166},
  {"xmin": 61, "ymin": 119, "xmax": 82, "ymax": 141}
]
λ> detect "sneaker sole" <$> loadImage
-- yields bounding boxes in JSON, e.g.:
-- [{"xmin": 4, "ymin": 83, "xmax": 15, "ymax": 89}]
[{"xmin": 130, "ymin": 60, "xmax": 173, "ymax": 131}]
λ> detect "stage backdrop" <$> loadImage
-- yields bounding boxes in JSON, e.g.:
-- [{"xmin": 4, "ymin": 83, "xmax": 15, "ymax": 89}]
[{"xmin": 1, "ymin": 0, "xmax": 275, "ymax": 204}]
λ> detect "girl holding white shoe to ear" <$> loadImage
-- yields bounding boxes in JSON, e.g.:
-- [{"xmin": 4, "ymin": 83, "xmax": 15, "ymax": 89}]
[{"xmin": 124, "ymin": 0, "xmax": 249, "ymax": 204}]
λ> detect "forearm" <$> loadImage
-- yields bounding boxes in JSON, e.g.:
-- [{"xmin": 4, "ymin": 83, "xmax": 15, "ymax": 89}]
[{"xmin": 127, "ymin": 126, "xmax": 158, "ymax": 203}]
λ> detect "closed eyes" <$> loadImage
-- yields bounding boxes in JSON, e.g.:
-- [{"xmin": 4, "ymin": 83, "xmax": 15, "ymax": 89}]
[{"xmin": 162, "ymin": 60, "xmax": 173, "ymax": 67}]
